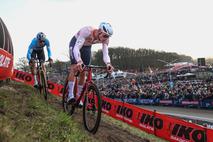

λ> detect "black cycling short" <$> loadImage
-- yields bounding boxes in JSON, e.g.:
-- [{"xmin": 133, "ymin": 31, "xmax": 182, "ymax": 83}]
[
  {"xmin": 69, "ymin": 36, "xmax": 91, "ymax": 65},
  {"xmin": 31, "ymin": 49, "xmax": 45, "ymax": 63}
]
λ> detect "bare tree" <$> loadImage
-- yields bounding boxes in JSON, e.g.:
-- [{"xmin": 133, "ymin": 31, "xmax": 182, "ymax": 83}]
[{"xmin": 15, "ymin": 57, "xmax": 29, "ymax": 72}]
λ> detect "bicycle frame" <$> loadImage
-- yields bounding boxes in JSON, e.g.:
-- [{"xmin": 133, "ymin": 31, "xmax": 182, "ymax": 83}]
[
  {"xmin": 63, "ymin": 65, "xmax": 107, "ymax": 133},
  {"xmin": 34, "ymin": 59, "xmax": 49, "ymax": 100},
  {"xmin": 35, "ymin": 60, "xmax": 43, "ymax": 86},
  {"xmin": 75, "ymin": 66, "xmax": 98, "ymax": 105},
  {"xmin": 35, "ymin": 60, "xmax": 49, "ymax": 83}
]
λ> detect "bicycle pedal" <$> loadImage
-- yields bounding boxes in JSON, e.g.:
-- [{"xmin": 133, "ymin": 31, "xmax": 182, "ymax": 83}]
[
  {"xmin": 76, "ymin": 104, "xmax": 83, "ymax": 108},
  {"xmin": 33, "ymin": 84, "xmax": 39, "ymax": 89},
  {"xmin": 67, "ymin": 98, "xmax": 76, "ymax": 105}
]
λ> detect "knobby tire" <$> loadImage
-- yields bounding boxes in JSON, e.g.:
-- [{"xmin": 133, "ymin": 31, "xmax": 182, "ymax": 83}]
[{"xmin": 83, "ymin": 83, "xmax": 102, "ymax": 134}]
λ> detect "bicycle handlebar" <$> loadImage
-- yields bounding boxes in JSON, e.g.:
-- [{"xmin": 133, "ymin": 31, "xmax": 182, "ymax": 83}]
[
  {"xmin": 74, "ymin": 64, "xmax": 108, "ymax": 77},
  {"xmin": 83, "ymin": 65, "xmax": 107, "ymax": 69},
  {"xmin": 32, "ymin": 59, "xmax": 52, "ymax": 67},
  {"xmin": 34, "ymin": 60, "xmax": 49, "ymax": 63}
]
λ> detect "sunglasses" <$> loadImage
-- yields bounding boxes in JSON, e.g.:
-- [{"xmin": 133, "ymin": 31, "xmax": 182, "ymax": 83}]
[
  {"xmin": 39, "ymin": 40, "xmax": 45, "ymax": 43},
  {"xmin": 103, "ymin": 34, "xmax": 109, "ymax": 38}
]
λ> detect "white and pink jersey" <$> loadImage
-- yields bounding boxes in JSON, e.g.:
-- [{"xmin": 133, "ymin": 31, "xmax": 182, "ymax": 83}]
[{"xmin": 70, "ymin": 26, "xmax": 110, "ymax": 64}]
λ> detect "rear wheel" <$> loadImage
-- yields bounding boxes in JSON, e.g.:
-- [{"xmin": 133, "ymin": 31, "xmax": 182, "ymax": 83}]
[
  {"xmin": 62, "ymin": 77, "xmax": 75, "ymax": 115},
  {"xmin": 83, "ymin": 83, "xmax": 102, "ymax": 134}
]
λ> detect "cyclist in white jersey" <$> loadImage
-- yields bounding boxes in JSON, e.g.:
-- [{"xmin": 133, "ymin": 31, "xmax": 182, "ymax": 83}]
[{"xmin": 67, "ymin": 22, "xmax": 114, "ymax": 104}]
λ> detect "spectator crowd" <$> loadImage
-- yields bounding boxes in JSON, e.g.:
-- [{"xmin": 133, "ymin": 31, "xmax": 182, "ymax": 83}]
[{"xmin": 97, "ymin": 69, "xmax": 213, "ymax": 108}]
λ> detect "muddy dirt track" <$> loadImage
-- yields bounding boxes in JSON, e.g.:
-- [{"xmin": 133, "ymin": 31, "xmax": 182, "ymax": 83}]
[
  {"xmin": 49, "ymin": 97, "xmax": 152, "ymax": 142},
  {"xmin": 73, "ymin": 110, "xmax": 150, "ymax": 142}
]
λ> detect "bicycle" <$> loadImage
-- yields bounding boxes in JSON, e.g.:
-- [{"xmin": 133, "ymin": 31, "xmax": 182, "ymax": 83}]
[
  {"xmin": 34, "ymin": 59, "xmax": 50, "ymax": 101},
  {"xmin": 62, "ymin": 65, "xmax": 107, "ymax": 134}
]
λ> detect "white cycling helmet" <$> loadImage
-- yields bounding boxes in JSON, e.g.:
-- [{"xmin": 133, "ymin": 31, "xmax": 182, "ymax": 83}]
[
  {"xmin": 99, "ymin": 22, "xmax": 113, "ymax": 36},
  {"xmin": 36, "ymin": 32, "xmax": 46, "ymax": 41}
]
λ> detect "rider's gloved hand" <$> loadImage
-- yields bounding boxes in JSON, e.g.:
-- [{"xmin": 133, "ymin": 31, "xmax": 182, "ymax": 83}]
[
  {"xmin": 106, "ymin": 63, "xmax": 114, "ymax": 73},
  {"xmin": 76, "ymin": 60, "xmax": 84, "ymax": 72},
  {"xmin": 29, "ymin": 58, "xmax": 35, "ymax": 65},
  {"xmin": 48, "ymin": 58, "xmax": 53, "ymax": 67}
]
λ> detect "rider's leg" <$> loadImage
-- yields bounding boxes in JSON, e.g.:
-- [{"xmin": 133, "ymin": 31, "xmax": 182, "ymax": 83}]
[
  {"xmin": 67, "ymin": 64, "xmax": 76, "ymax": 101},
  {"xmin": 67, "ymin": 37, "xmax": 91, "ymax": 103},
  {"xmin": 41, "ymin": 63, "xmax": 47, "ymax": 79},
  {"xmin": 30, "ymin": 61, "xmax": 38, "ymax": 86},
  {"xmin": 42, "ymin": 63, "xmax": 46, "ymax": 74},
  {"xmin": 77, "ymin": 46, "xmax": 91, "ymax": 105},
  {"xmin": 30, "ymin": 51, "xmax": 38, "ymax": 86},
  {"xmin": 39, "ymin": 50, "xmax": 46, "ymax": 80},
  {"xmin": 68, "ymin": 37, "xmax": 77, "ymax": 102},
  {"xmin": 77, "ymin": 72, "xmax": 85, "ymax": 105},
  {"xmin": 77, "ymin": 71, "xmax": 85, "ymax": 96}
]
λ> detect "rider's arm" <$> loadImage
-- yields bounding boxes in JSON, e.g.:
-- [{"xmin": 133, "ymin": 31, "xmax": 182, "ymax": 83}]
[
  {"xmin": 73, "ymin": 37, "xmax": 85, "ymax": 63},
  {"xmin": 73, "ymin": 27, "xmax": 90, "ymax": 63},
  {"xmin": 102, "ymin": 40, "xmax": 111, "ymax": 65},
  {"xmin": 45, "ymin": 39, "xmax": 52, "ymax": 59},
  {"xmin": 26, "ymin": 39, "xmax": 35, "ymax": 61}
]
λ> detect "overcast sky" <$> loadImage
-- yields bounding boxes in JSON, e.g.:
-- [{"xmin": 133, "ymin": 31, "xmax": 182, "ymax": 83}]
[{"xmin": 1, "ymin": 0, "xmax": 213, "ymax": 64}]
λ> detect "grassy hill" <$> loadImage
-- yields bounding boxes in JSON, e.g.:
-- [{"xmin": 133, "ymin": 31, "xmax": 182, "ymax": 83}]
[
  {"xmin": 0, "ymin": 82, "xmax": 96, "ymax": 142},
  {"xmin": 0, "ymin": 81, "xmax": 167, "ymax": 142}
]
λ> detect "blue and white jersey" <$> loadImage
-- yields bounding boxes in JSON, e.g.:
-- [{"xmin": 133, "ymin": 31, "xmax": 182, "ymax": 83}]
[{"xmin": 27, "ymin": 38, "xmax": 52, "ymax": 61}]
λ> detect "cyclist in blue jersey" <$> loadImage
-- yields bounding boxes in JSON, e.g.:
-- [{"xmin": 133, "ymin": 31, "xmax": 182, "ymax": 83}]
[
  {"xmin": 27, "ymin": 32, "xmax": 53, "ymax": 88},
  {"xmin": 67, "ymin": 22, "xmax": 114, "ymax": 105}
]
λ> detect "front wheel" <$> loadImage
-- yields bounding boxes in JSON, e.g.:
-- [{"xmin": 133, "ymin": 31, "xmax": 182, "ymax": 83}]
[
  {"xmin": 83, "ymin": 83, "xmax": 102, "ymax": 134},
  {"xmin": 40, "ymin": 71, "xmax": 48, "ymax": 100}
]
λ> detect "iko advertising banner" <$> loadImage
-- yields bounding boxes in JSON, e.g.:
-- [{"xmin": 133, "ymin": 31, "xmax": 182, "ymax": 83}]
[
  {"xmin": 102, "ymin": 96, "xmax": 213, "ymax": 142},
  {"xmin": 0, "ymin": 17, "xmax": 14, "ymax": 81},
  {"xmin": 11, "ymin": 69, "xmax": 63, "ymax": 97},
  {"xmin": 11, "ymin": 69, "xmax": 213, "ymax": 142},
  {"xmin": 0, "ymin": 48, "xmax": 13, "ymax": 80}
]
